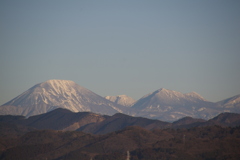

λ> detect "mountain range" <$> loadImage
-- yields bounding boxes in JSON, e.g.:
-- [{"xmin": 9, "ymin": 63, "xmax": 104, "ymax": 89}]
[
  {"xmin": 1, "ymin": 108, "xmax": 240, "ymax": 135},
  {"xmin": 0, "ymin": 79, "xmax": 239, "ymax": 121},
  {"xmin": 1, "ymin": 108, "xmax": 240, "ymax": 159}
]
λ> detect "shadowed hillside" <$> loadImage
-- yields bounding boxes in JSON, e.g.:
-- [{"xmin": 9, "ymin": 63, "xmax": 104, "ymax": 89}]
[
  {"xmin": 1, "ymin": 109, "xmax": 240, "ymax": 135},
  {"xmin": 0, "ymin": 126, "xmax": 240, "ymax": 160}
]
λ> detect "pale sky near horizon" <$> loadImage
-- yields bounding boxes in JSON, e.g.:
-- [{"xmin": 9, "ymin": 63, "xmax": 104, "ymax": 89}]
[{"xmin": 1, "ymin": 0, "xmax": 240, "ymax": 105}]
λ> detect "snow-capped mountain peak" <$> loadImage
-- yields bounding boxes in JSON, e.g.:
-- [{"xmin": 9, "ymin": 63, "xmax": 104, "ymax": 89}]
[
  {"xmin": 40, "ymin": 79, "xmax": 75, "ymax": 88},
  {"xmin": 153, "ymin": 88, "xmax": 185, "ymax": 100},
  {"xmin": 217, "ymin": 94, "xmax": 240, "ymax": 111},
  {"xmin": 151, "ymin": 88, "xmax": 206, "ymax": 101},
  {"xmin": 33, "ymin": 79, "xmax": 90, "ymax": 98},
  {"xmin": 185, "ymin": 92, "xmax": 206, "ymax": 101},
  {"xmin": 105, "ymin": 95, "xmax": 136, "ymax": 107},
  {"xmin": 131, "ymin": 88, "xmax": 214, "ymax": 121},
  {"xmin": 0, "ymin": 79, "xmax": 124, "ymax": 117}
]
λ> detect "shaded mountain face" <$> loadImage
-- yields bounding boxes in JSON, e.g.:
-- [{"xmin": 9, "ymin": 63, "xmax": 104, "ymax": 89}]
[
  {"xmin": 2, "ymin": 108, "xmax": 240, "ymax": 136},
  {"xmin": 0, "ymin": 108, "xmax": 108, "ymax": 132},
  {"xmin": 78, "ymin": 113, "xmax": 170, "ymax": 134},
  {"xmin": 20, "ymin": 108, "xmax": 108, "ymax": 131},
  {"xmin": 105, "ymin": 95, "xmax": 136, "ymax": 107},
  {"xmin": 1, "ymin": 123, "xmax": 240, "ymax": 160},
  {"xmin": 171, "ymin": 112, "xmax": 240, "ymax": 129},
  {"xmin": 0, "ymin": 79, "xmax": 125, "ymax": 117},
  {"xmin": 78, "ymin": 112, "xmax": 240, "ymax": 134},
  {"xmin": 131, "ymin": 88, "xmax": 220, "ymax": 121},
  {"xmin": 172, "ymin": 116, "xmax": 206, "ymax": 126},
  {"xmin": 203, "ymin": 112, "xmax": 240, "ymax": 127}
]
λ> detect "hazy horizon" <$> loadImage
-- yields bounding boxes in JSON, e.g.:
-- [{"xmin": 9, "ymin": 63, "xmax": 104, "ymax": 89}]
[{"xmin": 1, "ymin": 0, "xmax": 240, "ymax": 104}]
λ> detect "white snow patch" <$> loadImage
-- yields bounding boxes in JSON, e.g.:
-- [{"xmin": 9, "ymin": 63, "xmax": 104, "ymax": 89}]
[{"xmin": 198, "ymin": 107, "xmax": 206, "ymax": 111}]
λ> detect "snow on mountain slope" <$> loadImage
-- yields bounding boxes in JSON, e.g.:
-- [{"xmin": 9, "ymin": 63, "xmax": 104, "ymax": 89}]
[
  {"xmin": 1, "ymin": 80, "xmax": 239, "ymax": 122},
  {"xmin": 0, "ymin": 79, "xmax": 125, "ymax": 117},
  {"xmin": 132, "ymin": 88, "xmax": 207, "ymax": 109},
  {"xmin": 105, "ymin": 95, "xmax": 136, "ymax": 107},
  {"xmin": 185, "ymin": 92, "xmax": 206, "ymax": 101},
  {"xmin": 216, "ymin": 94, "xmax": 240, "ymax": 112},
  {"xmin": 131, "ymin": 88, "xmax": 219, "ymax": 121}
]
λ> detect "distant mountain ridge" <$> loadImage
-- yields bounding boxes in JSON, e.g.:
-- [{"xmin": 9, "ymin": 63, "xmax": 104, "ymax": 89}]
[
  {"xmin": 132, "ymin": 88, "xmax": 207, "ymax": 109},
  {"xmin": 78, "ymin": 112, "xmax": 170, "ymax": 134},
  {"xmin": 216, "ymin": 94, "xmax": 240, "ymax": 112},
  {"xmin": 1, "ymin": 108, "xmax": 240, "ymax": 135},
  {"xmin": 0, "ymin": 79, "xmax": 240, "ymax": 121},
  {"xmin": 130, "ymin": 88, "xmax": 220, "ymax": 121}
]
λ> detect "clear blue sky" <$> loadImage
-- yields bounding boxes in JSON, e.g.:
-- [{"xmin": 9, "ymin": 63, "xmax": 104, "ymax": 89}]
[{"xmin": 1, "ymin": 0, "xmax": 240, "ymax": 104}]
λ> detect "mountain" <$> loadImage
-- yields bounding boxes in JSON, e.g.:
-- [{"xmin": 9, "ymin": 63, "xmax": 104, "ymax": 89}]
[
  {"xmin": 172, "ymin": 116, "xmax": 206, "ymax": 128},
  {"xmin": 78, "ymin": 113, "xmax": 170, "ymax": 134},
  {"xmin": 105, "ymin": 95, "xmax": 136, "ymax": 107},
  {"xmin": 0, "ymin": 108, "xmax": 108, "ymax": 131},
  {"xmin": 21, "ymin": 108, "xmax": 108, "ymax": 131},
  {"xmin": 216, "ymin": 94, "xmax": 240, "ymax": 112},
  {"xmin": 132, "ymin": 88, "xmax": 207, "ymax": 109},
  {"xmin": 131, "ymin": 88, "xmax": 220, "ymax": 121},
  {"xmin": 0, "ymin": 79, "xmax": 125, "ymax": 117},
  {"xmin": 171, "ymin": 112, "xmax": 240, "ymax": 128},
  {"xmin": 202, "ymin": 112, "xmax": 240, "ymax": 127},
  {"xmin": 79, "ymin": 111, "xmax": 240, "ymax": 134}
]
